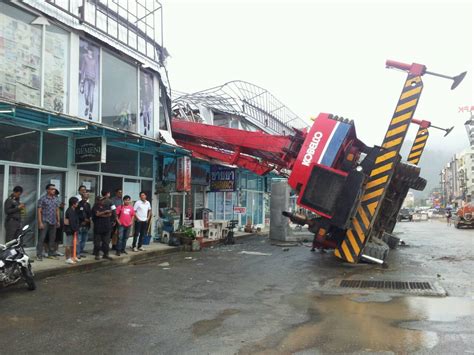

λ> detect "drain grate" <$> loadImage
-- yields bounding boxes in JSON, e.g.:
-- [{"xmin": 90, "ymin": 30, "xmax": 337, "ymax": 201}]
[{"xmin": 340, "ymin": 279, "xmax": 432, "ymax": 291}]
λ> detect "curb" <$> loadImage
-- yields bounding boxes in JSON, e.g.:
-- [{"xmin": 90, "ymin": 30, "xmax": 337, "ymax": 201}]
[{"xmin": 33, "ymin": 246, "xmax": 184, "ymax": 280}]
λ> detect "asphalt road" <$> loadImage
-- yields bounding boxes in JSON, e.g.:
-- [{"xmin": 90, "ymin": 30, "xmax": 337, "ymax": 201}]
[{"xmin": 0, "ymin": 220, "xmax": 472, "ymax": 354}]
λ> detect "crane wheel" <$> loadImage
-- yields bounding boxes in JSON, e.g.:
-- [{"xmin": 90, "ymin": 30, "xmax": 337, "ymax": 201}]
[
  {"xmin": 394, "ymin": 162, "xmax": 420, "ymax": 185},
  {"xmin": 362, "ymin": 239, "xmax": 389, "ymax": 262},
  {"xmin": 381, "ymin": 232, "xmax": 400, "ymax": 249},
  {"xmin": 411, "ymin": 177, "xmax": 427, "ymax": 191}
]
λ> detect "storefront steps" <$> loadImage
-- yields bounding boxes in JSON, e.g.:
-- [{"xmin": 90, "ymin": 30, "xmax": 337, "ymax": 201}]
[{"xmin": 30, "ymin": 243, "xmax": 182, "ymax": 281}]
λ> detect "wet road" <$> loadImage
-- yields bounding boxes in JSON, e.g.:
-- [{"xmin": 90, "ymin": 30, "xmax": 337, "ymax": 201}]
[{"xmin": 0, "ymin": 220, "xmax": 472, "ymax": 354}]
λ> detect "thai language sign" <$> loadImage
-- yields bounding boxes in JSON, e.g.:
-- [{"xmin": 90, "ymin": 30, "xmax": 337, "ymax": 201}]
[
  {"xmin": 176, "ymin": 156, "xmax": 191, "ymax": 192},
  {"xmin": 210, "ymin": 165, "xmax": 236, "ymax": 192}
]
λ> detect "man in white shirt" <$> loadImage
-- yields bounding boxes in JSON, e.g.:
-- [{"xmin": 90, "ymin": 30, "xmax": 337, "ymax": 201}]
[{"xmin": 132, "ymin": 192, "xmax": 151, "ymax": 251}]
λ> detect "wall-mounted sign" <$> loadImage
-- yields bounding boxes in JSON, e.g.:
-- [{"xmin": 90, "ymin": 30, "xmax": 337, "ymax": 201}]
[
  {"xmin": 74, "ymin": 137, "xmax": 106, "ymax": 164},
  {"xmin": 210, "ymin": 165, "xmax": 236, "ymax": 192},
  {"xmin": 233, "ymin": 206, "xmax": 247, "ymax": 214},
  {"xmin": 176, "ymin": 156, "xmax": 191, "ymax": 192}
]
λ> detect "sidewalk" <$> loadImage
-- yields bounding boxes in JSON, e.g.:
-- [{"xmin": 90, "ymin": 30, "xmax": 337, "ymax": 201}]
[
  {"xmin": 31, "ymin": 242, "xmax": 181, "ymax": 280},
  {"xmin": 30, "ymin": 231, "xmax": 260, "ymax": 280}
]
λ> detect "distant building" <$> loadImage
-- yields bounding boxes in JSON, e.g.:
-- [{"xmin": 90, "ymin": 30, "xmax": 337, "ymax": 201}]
[{"xmin": 403, "ymin": 191, "xmax": 415, "ymax": 208}]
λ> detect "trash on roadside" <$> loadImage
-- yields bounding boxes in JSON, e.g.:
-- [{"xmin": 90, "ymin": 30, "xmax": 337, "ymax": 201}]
[
  {"xmin": 239, "ymin": 251, "xmax": 272, "ymax": 256},
  {"xmin": 282, "ymin": 248, "xmax": 290, "ymax": 252},
  {"xmin": 158, "ymin": 262, "xmax": 170, "ymax": 267},
  {"xmin": 162, "ymin": 268, "xmax": 170, "ymax": 270},
  {"xmin": 184, "ymin": 257, "xmax": 192, "ymax": 260}
]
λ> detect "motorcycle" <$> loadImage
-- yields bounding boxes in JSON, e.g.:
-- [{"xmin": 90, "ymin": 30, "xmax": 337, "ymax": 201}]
[{"xmin": 0, "ymin": 225, "xmax": 36, "ymax": 291}]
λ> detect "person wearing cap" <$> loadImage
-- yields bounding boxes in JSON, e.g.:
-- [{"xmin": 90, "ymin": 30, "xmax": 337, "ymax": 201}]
[{"xmin": 4, "ymin": 186, "xmax": 25, "ymax": 242}]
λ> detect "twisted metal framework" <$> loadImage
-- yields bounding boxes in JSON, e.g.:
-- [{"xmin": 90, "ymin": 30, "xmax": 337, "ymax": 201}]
[
  {"xmin": 465, "ymin": 113, "xmax": 474, "ymax": 147},
  {"xmin": 172, "ymin": 81, "xmax": 309, "ymax": 135}
]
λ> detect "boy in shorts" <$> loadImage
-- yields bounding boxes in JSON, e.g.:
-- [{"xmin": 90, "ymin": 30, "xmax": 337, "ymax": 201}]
[{"xmin": 64, "ymin": 197, "xmax": 80, "ymax": 264}]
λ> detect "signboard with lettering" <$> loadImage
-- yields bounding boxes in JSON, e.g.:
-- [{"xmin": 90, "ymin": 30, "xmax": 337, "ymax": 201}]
[
  {"xmin": 233, "ymin": 206, "xmax": 247, "ymax": 214},
  {"xmin": 176, "ymin": 156, "xmax": 191, "ymax": 192},
  {"xmin": 210, "ymin": 165, "xmax": 236, "ymax": 192},
  {"xmin": 74, "ymin": 137, "xmax": 106, "ymax": 164}
]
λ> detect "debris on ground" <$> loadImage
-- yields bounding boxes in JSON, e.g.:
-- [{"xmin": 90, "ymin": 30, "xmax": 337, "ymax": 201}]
[
  {"xmin": 239, "ymin": 251, "xmax": 272, "ymax": 256},
  {"xmin": 158, "ymin": 262, "xmax": 170, "ymax": 267},
  {"xmin": 272, "ymin": 242, "xmax": 299, "ymax": 247},
  {"xmin": 282, "ymin": 248, "xmax": 290, "ymax": 252},
  {"xmin": 185, "ymin": 257, "xmax": 193, "ymax": 260}
]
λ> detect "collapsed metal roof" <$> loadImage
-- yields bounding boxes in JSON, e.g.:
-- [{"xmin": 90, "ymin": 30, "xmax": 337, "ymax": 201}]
[{"xmin": 172, "ymin": 80, "xmax": 309, "ymax": 135}]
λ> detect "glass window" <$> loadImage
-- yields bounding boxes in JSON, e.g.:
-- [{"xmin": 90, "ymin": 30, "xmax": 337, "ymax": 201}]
[
  {"xmin": 40, "ymin": 170, "xmax": 66, "ymax": 202},
  {"xmin": 77, "ymin": 163, "xmax": 99, "ymax": 172},
  {"xmin": 78, "ymin": 39, "xmax": 100, "ymax": 121},
  {"xmin": 42, "ymin": 132, "xmax": 68, "ymax": 167},
  {"xmin": 141, "ymin": 180, "xmax": 153, "ymax": 206},
  {"xmin": 102, "ymin": 145, "xmax": 138, "ymax": 176},
  {"xmin": 140, "ymin": 152, "xmax": 153, "ymax": 177},
  {"xmin": 0, "ymin": 3, "xmax": 42, "ymax": 106},
  {"xmin": 44, "ymin": 25, "xmax": 69, "ymax": 113},
  {"xmin": 159, "ymin": 84, "xmax": 168, "ymax": 130},
  {"xmin": 0, "ymin": 125, "xmax": 40, "ymax": 164},
  {"xmin": 102, "ymin": 51, "xmax": 138, "ymax": 132},
  {"xmin": 139, "ymin": 70, "xmax": 154, "ymax": 137}
]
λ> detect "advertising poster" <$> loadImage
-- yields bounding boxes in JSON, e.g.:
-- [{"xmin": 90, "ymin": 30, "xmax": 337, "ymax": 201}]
[
  {"xmin": 44, "ymin": 30, "xmax": 68, "ymax": 113},
  {"xmin": 140, "ymin": 70, "xmax": 154, "ymax": 137},
  {"xmin": 79, "ymin": 39, "xmax": 100, "ymax": 121},
  {"xmin": 176, "ymin": 156, "xmax": 191, "ymax": 192},
  {"xmin": 210, "ymin": 165, "xmax": 236, "ymax": 192}
]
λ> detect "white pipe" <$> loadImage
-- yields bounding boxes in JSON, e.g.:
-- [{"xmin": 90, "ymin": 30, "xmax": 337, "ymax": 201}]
[{"xmin": 361, "ymin": 254, "xmax": 384, "ymax": 264}]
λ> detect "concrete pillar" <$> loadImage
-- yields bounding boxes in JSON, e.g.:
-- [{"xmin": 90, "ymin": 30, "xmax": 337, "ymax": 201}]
[{"xmin": 269, "ymin": 180, "xmax": 290, "ymax": 241}]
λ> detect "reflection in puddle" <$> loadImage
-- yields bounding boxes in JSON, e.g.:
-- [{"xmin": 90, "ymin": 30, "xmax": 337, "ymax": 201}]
[
  {"xmin": 192, "ymin": 309, "xmax": 240, "ymax": 337},
  {"xmin": 240, "ymin": 295, "xmax": 473, "ymax": 354}
]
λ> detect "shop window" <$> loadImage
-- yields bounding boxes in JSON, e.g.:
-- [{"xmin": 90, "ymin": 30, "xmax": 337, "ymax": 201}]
[
  {"xmin": 42, "ymin": 132, "xmax": 68, "ymax": 167},
  {"xmin": 44, "ymin": 25, "xmax": 69, "ymax": 113},
  {"xmin": 78, "ymin": 39, "xmax": 100, "ymax": 121},
  {"xmin": 159, "ymin": 84, "xmax": 168, "ymax": 131},
  {"xmin": 0, "ymin": 3, "xmax": 42, "ymax": 106},
  {"xmin": 77, "ymin": 163, "xmax": 99, "ymax": 172},
  {"xmin": 140, "ymin": 152, "xmax": 153, "ymax": 177},
  {"xmin": 141, "ymin": 180, "xmax": 153, "ymax": 206},
  {"xmin": 102, "ymin": 51, "xmax": 138, "ymax": 132},
  {"xmin": 102, "ymin": 146, "xmax": 138, "ymax": 176},
  {"xmin": 139, "ymin": 70, "xmax": 154, "ymax": 137},
  {"xmin": 0, "ymin": 125, "xmax": 40, "ymax": 164}
]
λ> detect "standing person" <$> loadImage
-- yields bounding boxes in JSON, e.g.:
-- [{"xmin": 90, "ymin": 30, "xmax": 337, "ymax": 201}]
[
  {"xmin": 80, "ymin": 47, "xmax": 97, "ymax": 120},
  {"xmin": 37, "ymin": 184, "xmax": 60, "ymax": 261},
  {"xmin": 132, "ymin": 192, "xmax": 151, "ymax": 252},
  {"xmin": 63, "ymin": 197, "xmax": 80, "ymax": 265},
  {"xmin": 92, "ymin": 196, "xmax": 113, "ymax": 260},
  {"xmin": 446, "ymin": 209, "xmax": 452, "ymax": 226},
  {"xmin": 4, "ymin": 186, "xmax": 25, "ymax": 242},
  {"xmin": 115, "ymin": 195, "xmax": 135, "ymax": 256},
  {"xmin": 77, "ymin": 191, "xmax": 92, "ymax": 259},
  {"xmin": 110, "ymin": 188, "xmax": 123, "ymax": 251},
  {"xmin": 75, "ymin": 185, "xmax": 87, "ymax": 200}
]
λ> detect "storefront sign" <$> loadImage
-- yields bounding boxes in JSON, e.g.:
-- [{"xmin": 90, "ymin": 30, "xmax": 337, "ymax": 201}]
[
  {"xmin": 74, "ymin": 137, "xmax": 106, "ymax": 164},
  {"xmin": 176, "ymin": 156, "xmax": 191, "ymax": 192},
  {"xmin": 233, "ymin": 206, "xmax": 247, "ymax": 214},
  {"xmin": 210, "ymin": 165, "xmax": 236, "ymax": 192}
]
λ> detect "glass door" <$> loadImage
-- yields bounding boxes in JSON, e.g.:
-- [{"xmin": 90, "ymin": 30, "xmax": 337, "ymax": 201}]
[
  {"xmin": 8, "ymin": 166, "xmax": 39, "ymax": 246},
  {"xmin": 78, "ymin": 173, "xmax": 99, "ymax": 206}
]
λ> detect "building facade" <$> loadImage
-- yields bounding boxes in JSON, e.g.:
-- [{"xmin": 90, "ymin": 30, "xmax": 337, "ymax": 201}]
[{"xmin": 0, "ymin": 1, "xmax": 187, "ymax": 245}]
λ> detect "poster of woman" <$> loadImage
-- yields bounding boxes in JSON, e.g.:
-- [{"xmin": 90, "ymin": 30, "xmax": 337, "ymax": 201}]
[
  {"xmin": 140, "ymin": 71, "xmax": 154, "ymax": 137},
  {"xmin": 79, "ymin": 39, "xmax": 99, "ymax": 121}
]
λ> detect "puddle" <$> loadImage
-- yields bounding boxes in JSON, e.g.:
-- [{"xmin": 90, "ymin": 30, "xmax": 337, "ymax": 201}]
[
  {"xmin": 239, "ymin": 295, "xmax": 473, "ymax": 354},
  {"xmin": 192, "ymin": 309, "xmax": 240, "ymax": 337}
]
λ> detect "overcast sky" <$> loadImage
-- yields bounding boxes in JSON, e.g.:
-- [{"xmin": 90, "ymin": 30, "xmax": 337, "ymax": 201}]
[{"xmin": 162, "ymin": 0, "xmax": 473, "ymax": 153}]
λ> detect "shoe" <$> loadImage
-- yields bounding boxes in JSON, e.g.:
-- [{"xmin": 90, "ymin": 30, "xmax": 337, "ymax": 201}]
[
  {"xmin": 74, "ymin": 258, "xmax": 81, "ymax": 262},
  {"xmin": 95, "ymin": 255, "xmax": 101, "ymax": 261},
  {"xmin": 132, "ymin": 247, "xmax": 138, "ymax": 252},
  {"xmin": 55, "ymin": 251, "xmax": 64, "ymax": 257},
  {"xmin": 138, "ymin": 247, "xmax": 144, "ymax": 251},
  {"xmin": 116, "ymin": 251, "xmax": 121, "ymax": 256},
  {"xmin": 103, "ymin": 255, "xmax": 113, "ymax": 261},
  {"xmin": 66, "ymin": 258, "xmax": 76, "ymax": 265},
  {"xmin": 47, "ymin": 255, "xmax": 59, "ymax": 260},
  {"xmin": 36, "ymin": 256, "xmax": 43, "ymax": 261},
  {"xmin": 80, "ymin": 254, "xmax": 87, "ymax": 258},
  {"xmin": 121, "ymin": 250, "xmax": 128, "ymax": 255}
]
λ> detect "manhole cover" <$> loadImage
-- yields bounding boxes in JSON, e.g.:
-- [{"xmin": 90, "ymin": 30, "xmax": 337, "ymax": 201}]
[{"xmin": 340, "ymin": 279, "xmax": 432, "ymax": 291}]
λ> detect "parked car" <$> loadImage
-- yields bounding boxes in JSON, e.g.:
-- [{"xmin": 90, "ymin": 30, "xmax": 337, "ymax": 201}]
[
  {"xmin": 454, "ymin": 203, "xmax": 474, "ymax": 229},
  {"xmin": 397, "ymin": 208, "xmax": 413, "ymax": 222}
]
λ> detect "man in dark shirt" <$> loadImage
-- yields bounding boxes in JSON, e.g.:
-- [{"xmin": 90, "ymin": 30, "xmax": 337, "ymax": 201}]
[
  {"xmin": 77, "ymin": 191, "xmax": 92, "ymax": 258},
  {"xmin": 4, "ymin": 186, "xmax": 25, "ymax": 242},
  {"xmin": 92, "ymin": 196, "xmax": 113, "ymax": 260}
]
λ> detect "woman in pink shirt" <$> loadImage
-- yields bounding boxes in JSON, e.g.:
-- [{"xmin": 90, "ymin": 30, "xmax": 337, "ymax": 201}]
[{"xmin": 115, "ymin": 195, "xmax": 135, "ymax": 256}]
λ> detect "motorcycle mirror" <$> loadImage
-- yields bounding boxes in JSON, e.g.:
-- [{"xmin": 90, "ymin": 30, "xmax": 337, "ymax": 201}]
[{"xmin": 22, "ymin": 225, "xmax": 29, "ymax": 231}]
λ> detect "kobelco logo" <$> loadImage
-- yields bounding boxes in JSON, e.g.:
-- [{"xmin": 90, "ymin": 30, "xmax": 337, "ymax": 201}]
[{"xmin": 302, "ymin": 131, "xmax": 323, "ymax": 167}]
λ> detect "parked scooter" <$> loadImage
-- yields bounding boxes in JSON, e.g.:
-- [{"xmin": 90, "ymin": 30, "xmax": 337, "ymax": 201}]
[{"xmin": 0, "ymin": 225, "xmax": 36, "ymax": 291}]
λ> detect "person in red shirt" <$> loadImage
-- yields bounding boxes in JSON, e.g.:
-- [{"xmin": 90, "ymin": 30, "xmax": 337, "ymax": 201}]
[{"xmin": 115, "ymin": 195, "xmax": 135, "ymax": 256}]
